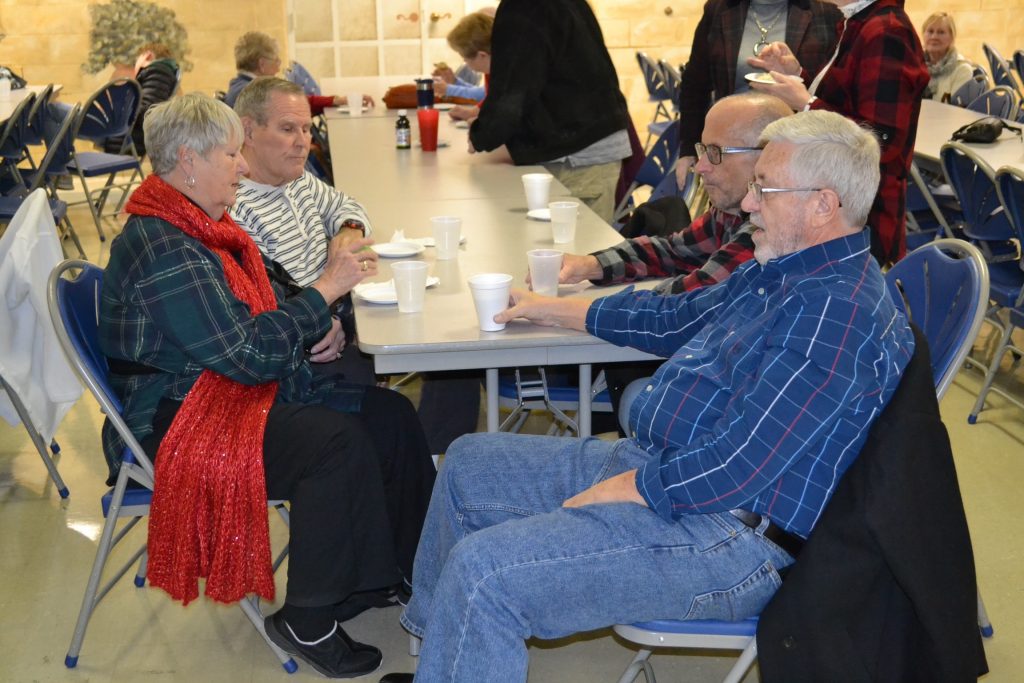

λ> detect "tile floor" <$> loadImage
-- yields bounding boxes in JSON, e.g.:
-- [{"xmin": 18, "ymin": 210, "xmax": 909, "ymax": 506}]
[{"xmin": 1, "ymin": 200, "xmax": 1022, "ymax": 682}]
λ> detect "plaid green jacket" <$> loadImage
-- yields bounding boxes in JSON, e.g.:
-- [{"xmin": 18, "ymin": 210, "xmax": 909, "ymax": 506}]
[{"xmin": 98, "ymin": 215, "xmax": 364, "ymax": 481}]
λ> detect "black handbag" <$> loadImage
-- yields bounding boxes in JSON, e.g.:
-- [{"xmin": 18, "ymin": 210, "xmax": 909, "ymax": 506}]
[{"xmin": 950, "ymin": 116, "xmax": 1022, "ymax": 144}]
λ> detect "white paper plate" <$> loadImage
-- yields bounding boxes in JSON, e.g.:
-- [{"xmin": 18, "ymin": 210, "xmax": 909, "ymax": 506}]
[
  {"xmin": 410, "ymin": 235, "xmax": 468, "ymax": 247},
  {"xmin": 336, "ymin": 105, "xmax": 371, "ymax": 114},
  {"xmin": 434, "ymin": 103, "xmax": 455, "ymax": 111},
  {"xmin": 371, "ymin": 241, "xmax": 426, "ymax": 258},
  {"xmin": 418, "ymin": 140, "xmax": 450, "ymax": 148},
  {"xmin": 744, "ymin": 72, "xmax": 776, "ymax": 84},
  {"xmin": 527, "ymin": 208, "xmax": 551, "ymax": 222},
  {"xmin": 354, "ymin": 276, "xmax": 440, "ymax": 305}
]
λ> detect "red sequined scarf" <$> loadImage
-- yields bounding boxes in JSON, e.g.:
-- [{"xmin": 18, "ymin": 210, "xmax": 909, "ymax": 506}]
[{"xmin": 126, "ymin": 175, "xmax": 278, "ymax": 605}]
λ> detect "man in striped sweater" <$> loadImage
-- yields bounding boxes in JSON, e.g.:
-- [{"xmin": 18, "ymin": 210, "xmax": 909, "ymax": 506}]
[
  {"xmin": 558, "ymin": 92, "xmax": 793, "ymax": 296},
  {"xmin": 230, "ymin": 77, "xmax": 377, "ymax": 384}
]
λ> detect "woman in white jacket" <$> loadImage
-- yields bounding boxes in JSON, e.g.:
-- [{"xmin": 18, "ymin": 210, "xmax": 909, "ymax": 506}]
[{"xmin": 921, "ymin": 12, "xmax": 975, "ymax": 103}]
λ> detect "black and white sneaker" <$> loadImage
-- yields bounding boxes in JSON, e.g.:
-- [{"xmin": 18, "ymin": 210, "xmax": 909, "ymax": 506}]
[{"xmin": 265, "ymin": 611, "xmax": 382, "ymax": 678}]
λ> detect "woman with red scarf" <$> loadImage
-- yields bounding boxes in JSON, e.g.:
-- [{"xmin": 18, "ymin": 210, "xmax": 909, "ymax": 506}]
[{"xmin": 99, "ymin": 93, "xmax": 436, "ymax": 678}]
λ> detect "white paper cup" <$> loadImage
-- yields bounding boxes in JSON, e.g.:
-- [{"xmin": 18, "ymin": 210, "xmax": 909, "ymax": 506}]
[
  {"xmin": 347, "ymin": 93, "xmax": 364, "ymax": 116},
  {"xmin": 392, "ymin": 261, "xmax": 429, "ymax": 313},
  {"xmin": 549, "ymin": 201, "xmax": 579, "ymax": 243},
  {"xmin": 527, "ymin": 249, "xmax": 563, "ymax": 297},
  {"xmin": 467, "ymin": 273, "xmax": 513, "ymax": 331},
  {"xmin": 522, "ymin": 173, "xmax": 554, "ymax": 211},
  {"xmin": 431, "ymin": 215, "xmax": 462, "ymax": 260}
]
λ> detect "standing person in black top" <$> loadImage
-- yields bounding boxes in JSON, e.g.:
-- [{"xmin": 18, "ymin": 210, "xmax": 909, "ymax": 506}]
[{"xmin": 467, "ymin": 0, "xmax": 631, "ymax": 222}]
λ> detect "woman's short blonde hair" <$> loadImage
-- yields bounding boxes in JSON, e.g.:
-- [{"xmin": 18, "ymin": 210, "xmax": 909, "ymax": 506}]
[
  {"xmin": 235, "ymin": 31, "xmax": 279, "ymax": 72},
  {"xmin": 922, "ymin": 12, "xmax": 957, "ymax": 42},
  {"xmin": 144, "ymin": 92, "xmax": 243, "ymax": 176},
  {"xmin": 447, "ymin": 12, "xmax": 494, "ymax": 59}
]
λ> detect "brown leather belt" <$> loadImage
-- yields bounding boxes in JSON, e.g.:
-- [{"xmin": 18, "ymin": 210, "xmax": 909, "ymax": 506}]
[{"xmin": 729, "ymin": 509, "xmax": 805, "ymax": 559}]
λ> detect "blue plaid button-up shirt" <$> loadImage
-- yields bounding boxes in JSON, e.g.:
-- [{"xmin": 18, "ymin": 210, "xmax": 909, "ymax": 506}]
[{"xmin": 586, "ymin": 231, "xmax": 914, "ymax": 539}]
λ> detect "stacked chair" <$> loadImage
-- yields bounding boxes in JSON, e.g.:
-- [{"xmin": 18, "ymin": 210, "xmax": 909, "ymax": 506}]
[
  {"xmin": 0, "ymin": 104, "xmax": 84, "ymax": 258},
  {"xmin": 636, "ymin": 52, "xmax": 673, "ymax": 150},
  {"xmin": 983, "ymin": 43, "xmax": 1022, "ymax": 99},
  {"xmin": 612, "ymin": 120, "xmax": 680, "ymax": 225},
  {"xmin": 966, "ymin": 85, "xmax": 1020, "ymax": 120},
  {"xmin": 0, "ymin": 90, "xmax": 37, "ymax": 190}
]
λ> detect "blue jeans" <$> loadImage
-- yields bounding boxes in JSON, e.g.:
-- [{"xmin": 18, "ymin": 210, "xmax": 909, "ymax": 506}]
[{"xmin": 400, "ymin": 433, "xmax": 794, "ymax": 682}]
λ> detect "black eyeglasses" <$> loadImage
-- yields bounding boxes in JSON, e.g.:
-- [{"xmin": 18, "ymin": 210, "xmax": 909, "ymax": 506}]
[
  {"xmin": 747, "ymin": 182, "xmax": 841, "ymax": 206},
  {"xmin": 694, "ymin": 142, "xmax": 763, "ymax": 165}
]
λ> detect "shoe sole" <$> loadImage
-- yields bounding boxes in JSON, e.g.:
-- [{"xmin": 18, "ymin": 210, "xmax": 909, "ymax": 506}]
[{"xmin": 264, "ymin": 615, "xmax": 382, "ymax": 679}]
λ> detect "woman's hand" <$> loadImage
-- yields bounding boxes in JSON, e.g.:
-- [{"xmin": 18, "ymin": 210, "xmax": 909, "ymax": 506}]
[
  {"xmin": 432, "ymin": 64, "xmax": 456, "ymax": 84},
  {"xmin": 433, "ymin": 79, "xmax": 448, "ymax": 97},
  {"xmin": 312, "ymin": 236, "xmax": 377, "ymax": 304},
  {"xmin": 747, "ymin": 42, "xmax": 802, "ymax": 76},
  {"xmin": 309, "ymin": 315, "xmax": 346, "ymax": 363},
  {"xmin": 748, "ymin": 72, "xmax": 811, "ymax": 111}
]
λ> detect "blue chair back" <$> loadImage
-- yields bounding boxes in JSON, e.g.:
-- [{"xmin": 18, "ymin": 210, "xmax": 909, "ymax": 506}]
[
  {"xmin": 1015, "ymin": 50, "xmax": 1024, "ymax": 82},
  {"xmin": 23, "ymin": 83, "xmax": 54, "ymax": 146},
  {"xmin": 636, "ymin": 52, "xmax": 670, "ymax": 101},
  {"xmin": 0, "ymin": 91, "xmax": 36, "ymax": 162},
  {"xmin": 658, "ymin": 60, "xmax": 681, "ymax": 110},
  {"xmin": 951, "ymin": 76, "xmax": 988, "ymax": 108},
  {"xmin": 995, "ymin": 167, "xmax": 1024, "ymax": 246},
  {"xmin": 48, "ymin": 261, "xmax": 112, "ymax": 400},
  {"xmin": 648, "ymin": 165, "xmax": 687, "ymax": 202},
  {"xmin": 885, "ymin": 239, "xmax": 989, "ymax": 400},
  {"xmin": 73, "ymin": 78, "xmax": 142, "ymax": 147},
  {"xmin": 635, "ymin": 120, "xmax": 680, "ymax": 188},
  {"xmin": 983, "ymin": 43, "xmax": 1020, "ymax": 95},
  {"xmin": 941, "ymin": 142, "xmax": 1014, "ymax": 245},
  {"xmin": 966, "ymin": 86, "xmax": 1019, "ymax": 119},
  {"xmin": 27, "ymin": 103, "xmax": 79, "ymax": 192},
  {"xmin": 285, "ymin": 61, "xmax": 322, "ymax": 97}
]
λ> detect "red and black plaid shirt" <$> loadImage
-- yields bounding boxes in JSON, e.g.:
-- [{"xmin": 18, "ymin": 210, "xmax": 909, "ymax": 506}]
[
  {"xmin": 808, "ymin": 0, "xmax": 929, "ymax": 265},
  {"xmin": 591, "ymin": 207, "xmax": 754, "ymax": 294}
]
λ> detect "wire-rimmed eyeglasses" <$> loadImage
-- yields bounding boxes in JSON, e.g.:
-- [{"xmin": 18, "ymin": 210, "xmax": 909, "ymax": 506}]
[
  {"xmin": 747, "ymin": 181, "xmax": 834, "ymax": 204},
  {"xmin": 694, "ymin": 142, "xmax": 763, "ymax": 165}
]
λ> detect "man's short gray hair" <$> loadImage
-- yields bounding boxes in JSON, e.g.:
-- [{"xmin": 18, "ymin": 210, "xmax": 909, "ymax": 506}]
[
  {"xmin": 145, "ymin": 92, "xmax": 244, "ymax": 176},
  {"xmin": 235, "ymin": 31, "xmax": 278, "ymax": 72},
  {"xmin": 759, "ymin": 110, "xmax": 881, "ymax": 227},
  {"xmin": 234, "ymin": 77, "xmax": 307, "ymax": 124}
]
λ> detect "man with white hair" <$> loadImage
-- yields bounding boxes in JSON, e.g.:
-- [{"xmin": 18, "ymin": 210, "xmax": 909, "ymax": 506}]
[{"xmin": 380, "ymin": 110, "xmax": 915, "ymax": 683}]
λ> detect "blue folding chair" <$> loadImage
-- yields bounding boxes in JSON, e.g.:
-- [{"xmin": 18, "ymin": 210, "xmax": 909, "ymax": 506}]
[
  {"xmin": 950, "ymin": 75, "xmax": 988, "ymax": 108},
  {"xmin": 612, "ymin": 239, "xmax": 992, "ymax": 682},
  {"xmin": 940, "ymin": 141, "xmax": 1016, "ymax": 261},
  {"xmin": 47, "ymin": 259, "xmax": 298, "ymax": 674},
  {"xmin": 497, "ymin": 367, "xmax": 613, "ymax": 437},
  {"xmin": 0, "ymin": 91, "xmax": 36, "ymax": 189},
  {"xmin": 613, "ymin": 120, "xmax": 680, "ymax": 224},
  {"xmin": 637, "ymin": 52, "xmax": 672, "ymax": 149},
  {"xmin": 1015, "ymin": 50, "xmax": 1024, "ymax": 83},
  {"xmin": 0, "ymin": 104, "xmax": 84, "ymax": 258},
  {"xmin": 983, "ymin": 43, "xmax": 1022, "ymax": 97},
  {"xmin": 66, "ymin": 78, "xmax": 145, "ymax": 242},
  {"xmin": 969, "ymin": 167, "xmax": 1024, "ymax": 424},
  {"xmin": 966, "ymin": 86, "xmax": 1020, "ymax": 119}
]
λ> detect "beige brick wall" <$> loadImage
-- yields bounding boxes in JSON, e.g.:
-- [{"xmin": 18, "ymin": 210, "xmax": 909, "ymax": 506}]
[{"xmin": 0, "ymin": 0, "xmax": 1019, "ymax": 127}]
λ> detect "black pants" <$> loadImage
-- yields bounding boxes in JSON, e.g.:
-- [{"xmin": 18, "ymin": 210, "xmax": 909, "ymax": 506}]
[{"xmin": 141, "ymin": 385, "xmax": 436, "ymax": 608}]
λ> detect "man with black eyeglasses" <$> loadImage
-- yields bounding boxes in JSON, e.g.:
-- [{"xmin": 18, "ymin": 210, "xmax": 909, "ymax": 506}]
[{"xmin": 554, "ymin": 92, "xmax": 792, "ymax": 296}]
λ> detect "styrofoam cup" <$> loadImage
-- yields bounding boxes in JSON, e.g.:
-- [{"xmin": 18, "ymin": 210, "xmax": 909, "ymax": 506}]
[
  {"xmin": 527, "ymin": 249, "xmax": 563, "ymax": 297},
  {"xmin": 347, "ymin": 93, "xmax": 364, "ymax": 116},
  {"xmin": 431, "ymin": 215, "xmax": 462, "ymax": 260},
  {"xmin": 391, "ymin": 261, "xmax": 429, "ymax": 313},
  {"xmin": 467, "ymin": 273, "xmax": 513, "ymax": 331},
  {"xmin": 522, "ymin": 173, "xmax": 554, "ymax": 211},
  {"xmin": 549, "ymin": 201, "xmax": 579, "ymax": 243}
]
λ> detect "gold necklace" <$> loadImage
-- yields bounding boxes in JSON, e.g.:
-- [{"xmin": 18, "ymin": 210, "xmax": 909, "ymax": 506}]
[{"xmin": 751, "ymin": 7, "xmax": 786, "ymax": 55}]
